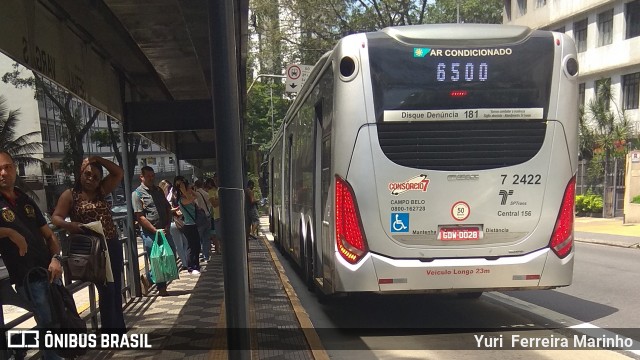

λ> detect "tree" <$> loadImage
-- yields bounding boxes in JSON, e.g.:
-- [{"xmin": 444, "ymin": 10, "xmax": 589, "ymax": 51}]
[
  {"xmin": 246, "ymin": 0, "xmax": 503, "ymax": 152},
  {"xmin": 581, "ymin": 78, "xmax": 632, "ymax": 211},
  {"xmin": 583, "ymin": 78, "xmax": 632, "ymax": 162},
  {"xmin": 90, "ymin": 117, "xmax": 142, "ymax": 183},
  {"xmin": 246, "ymin": 81, "xmax": 292, "ymax": 151},
  {"xmin": 427, "ymin": 0, "xmax": 503, "ymax": 24},
  {"xmin": 251, "ymin": 0, "xmax": 284, "ymax": 75},
  {"xmin": 0, "ymin": 95, "xmax": 44, "ymax": 197},
  {"xmin": 90, "ymin": 129, "xmax": 117, "ymax": 148},
  {"xmin": 105, "ymin": 117, "xmax": 142, "ymax": 184},
  {"xmin": 250, "ymin": 0, "xmax": 503, "ymax": 74},
  {"xmin": 2, "ymin": 63, "xmax": 99, "ymax": 179}
]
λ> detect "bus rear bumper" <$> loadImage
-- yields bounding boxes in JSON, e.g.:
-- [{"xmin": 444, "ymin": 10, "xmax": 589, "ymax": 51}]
[{"xmin": 333, "ymin": 247, "xmax": 574, "ymax": 293}]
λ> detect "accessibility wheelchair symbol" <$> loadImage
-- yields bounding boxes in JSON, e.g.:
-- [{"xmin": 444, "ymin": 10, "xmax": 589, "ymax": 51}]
[{"xmin": 390, "ymin": 213, "xmax": 409, "ymax": 233}]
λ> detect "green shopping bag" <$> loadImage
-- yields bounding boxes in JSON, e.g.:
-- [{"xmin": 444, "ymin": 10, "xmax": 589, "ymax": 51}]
[{"xmin": 149, "ymin": 231, "xmax": 179, "ymax": 283}]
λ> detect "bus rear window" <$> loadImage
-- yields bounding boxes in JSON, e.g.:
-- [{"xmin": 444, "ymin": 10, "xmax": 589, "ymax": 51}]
[{"xmin": 367, "ymin": 33, "xmax": 554, "ymax": 122}]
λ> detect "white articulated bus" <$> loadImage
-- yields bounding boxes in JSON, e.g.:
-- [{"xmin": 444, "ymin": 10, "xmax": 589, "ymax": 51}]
[{"xmin": 268, "ymin": 24, "xmax": 579, "ymax": 298}]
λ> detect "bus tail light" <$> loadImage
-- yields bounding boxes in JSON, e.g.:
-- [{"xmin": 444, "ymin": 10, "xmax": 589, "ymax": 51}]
[
  {"xmin": 549, "ymin": 176, "xmax": 576, "ymax": 258},
  {"xmin": 335, "ymin": 176, "xmax": 368, "ymax": 264}
]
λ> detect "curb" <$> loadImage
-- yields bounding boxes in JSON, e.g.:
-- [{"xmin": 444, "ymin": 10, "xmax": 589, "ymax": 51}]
[
  {"xmin": 261, "ymin": 236, "xmax": 330, "ymax": 360},
  {"xmin": 575, "ymin": 238, "xmax": 640, "ymax": 249}
]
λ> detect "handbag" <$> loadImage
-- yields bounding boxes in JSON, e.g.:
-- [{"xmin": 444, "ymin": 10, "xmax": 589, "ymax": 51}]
[
  {"xmin": 182, "ymin": 203, "xmax": 209, "ymax": 229},
  {"xmin": 195, "ymin": 207, "xmax": 209, "ymax": 229},
  {"xmin": 174, "ymin": 214, "xmax": 185, "ymax": 230},
  {"xmin": 64, "ymin": 231, "xmax": 108, "ymax": 285},
  {"xmin": 149, "ymin": 231, "xmax": 179, "ymax": 283}
]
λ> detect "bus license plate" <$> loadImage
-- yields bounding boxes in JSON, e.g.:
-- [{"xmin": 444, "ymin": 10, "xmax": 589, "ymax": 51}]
[{"xmin": 438, "ymin": 227, "xmax": 481, "ymax": 241}]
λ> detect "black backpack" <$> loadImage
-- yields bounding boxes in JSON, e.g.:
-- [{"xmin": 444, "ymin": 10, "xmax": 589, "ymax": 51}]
[
  {"xmin": 24, "ymin": 268, "xmax": 88, "ymax": 358},
  {"xmin": 64, "ymin": 231, "xmax": 108, "ymax": 285}
]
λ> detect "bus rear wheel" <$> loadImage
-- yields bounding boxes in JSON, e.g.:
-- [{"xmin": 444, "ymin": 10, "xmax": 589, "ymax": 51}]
[
  {"xmin": 275, "ymin": 222, "xmax": 285, "ymax": 254},
  {"xmin": 305, "ymin": 231, "xmax": 314, "ymax": 291}
]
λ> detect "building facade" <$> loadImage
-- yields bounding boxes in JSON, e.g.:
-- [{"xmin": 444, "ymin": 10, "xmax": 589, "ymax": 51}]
[
  {"xmin": 1, "ymin": 54, "xmax": 193, "ymax": 211},
  {"xmin": 504, "ymin": 0, "xmax": 640, "ymax": 134},
  {"xmin": 38, "ymin": 93, "xmax": 191, "ymax": 179}
]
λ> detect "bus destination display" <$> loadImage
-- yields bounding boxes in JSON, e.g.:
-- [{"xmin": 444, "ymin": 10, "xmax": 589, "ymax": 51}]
[{"xmin": 369, "ymin": 34, "xmax": 555, "ymax": 119}]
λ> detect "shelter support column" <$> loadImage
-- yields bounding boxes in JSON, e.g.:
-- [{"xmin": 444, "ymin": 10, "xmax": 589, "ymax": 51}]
[
  {"xmin": 120, "ymin": 75, "xmax": 142, "ymax": 297},
  {"xmin": 209, "ymin": 0, "xmax": 251, "ymax": 357}
]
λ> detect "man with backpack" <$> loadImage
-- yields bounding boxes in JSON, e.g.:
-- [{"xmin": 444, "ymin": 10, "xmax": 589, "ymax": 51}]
[{"xmin": 0, "ymin": 151, "xmax": 64, "ymax": 360}]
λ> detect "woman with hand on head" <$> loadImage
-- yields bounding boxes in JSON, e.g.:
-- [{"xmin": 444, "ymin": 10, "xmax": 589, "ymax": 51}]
[
  {"xmin": 52, "ymin": 156, "xmax": 126, "ymax": 333},
  {"xmin": 172, "ymin": 176, "xmax": 202, "ymax": 275}
]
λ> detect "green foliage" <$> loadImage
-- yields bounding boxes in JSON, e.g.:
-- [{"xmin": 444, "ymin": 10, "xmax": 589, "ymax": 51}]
[
  {"xmin": 575, "ymin": 192, "xmax": 604, "ymax": 214},
  {"xmin": 91, "ymin": 129, "xmax": 119, "ymax": 148},
  {"xmin": 3, "ymin": 63, "xmax": 100, "ymax": 179},
  {"xmin": 246, "ymin": 81, "xmax": 292, "ymax": 151},
  {"xmin": 632, "ymin": 195, "xmax": 640, "ymax": 204},
  {"xmin": 585, "ymin": 152, "xmax": 605, "ymax": 189},
  {"xmin": 1, "ymin": 63, "xmax": 35, "ymax": 91},
  {"xmin": 581, "ymin": 78, "xmax": 632, "ymax": 162},
  {"xmin": 249, "ymin": 0, "xmax": 503, "ymax": 76},
  {"xmin": 247, "ymin": 0, "xmax": 502, "ymax": 154},
  {"xmin": 0, "ymin": 95, "xmax": 43, "ymax": 199},
  {"xmin": 427, "ymin": 0, "xmax": 503, "ymax": 24},
  {"xmin": 0, "ymin": 95, "xmax": 43, "ymax": 168}
]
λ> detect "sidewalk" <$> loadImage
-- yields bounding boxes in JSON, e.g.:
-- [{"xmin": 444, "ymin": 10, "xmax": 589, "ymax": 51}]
[
  {"xmin": 81, "ymin": 218, "xmax": 324, "ymax": 360},
  {"xmin": 574, "ymin": 216, "xmax": 640, "ymax": 248}
]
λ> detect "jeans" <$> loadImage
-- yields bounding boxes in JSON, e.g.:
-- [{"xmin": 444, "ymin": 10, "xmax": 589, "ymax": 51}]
[
  {"xmin": 197, "ymin": 220, "xmax": 211, "ymax": 260},
  {"xmin": 182, "ymin": 224, "xmax": 201, "ymax": 271},
  {"xmin": 141, "ymin": 230, "xmax": 174, "ymax": 290},
  {"xmin": 16, "ymin": 278, "xmax": 64, "ymax": 360},
  {"xmin": 170, "ymin": 221, "xmax": 188, "ymax": 267},
  {"xmin": 95, "ymin": 238, "xmax": 126, "ymax": 332}
]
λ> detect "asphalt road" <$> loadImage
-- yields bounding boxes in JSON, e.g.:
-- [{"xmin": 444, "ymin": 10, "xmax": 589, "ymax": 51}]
[
  {"xmin": 269, "ymin": 238, "xmax": 639, "ymax": 360},
  {"xmin": 503, "ymin": 242, "xmax": 640, "ymax": 329}
]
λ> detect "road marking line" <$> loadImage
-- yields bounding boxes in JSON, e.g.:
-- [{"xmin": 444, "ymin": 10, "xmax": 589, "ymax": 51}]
[
  {"xmin": 488, "ymin": 292, "xmax": 640, "ymax": 356},
  {"xmin": 568, "ymin": 323, "xmax": 640, "ymax": 356}
]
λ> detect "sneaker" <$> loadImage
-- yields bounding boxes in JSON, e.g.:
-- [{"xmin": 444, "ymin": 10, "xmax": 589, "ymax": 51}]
[
  {"xmin": 190, "ymin": 270, "xmax": 201, "ymax": 275},
  {"xmin": 158, "ymin": 288, "xmax": 169, "ymax": 296},
  {"xmin": 140, "ymin": 274, "xmax": 150, "ymax": 296}
]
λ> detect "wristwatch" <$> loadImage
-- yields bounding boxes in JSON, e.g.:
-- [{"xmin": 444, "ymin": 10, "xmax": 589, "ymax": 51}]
[{"xmin": 52, "ymin": 254, "xmax": 63, "ymax": 262}]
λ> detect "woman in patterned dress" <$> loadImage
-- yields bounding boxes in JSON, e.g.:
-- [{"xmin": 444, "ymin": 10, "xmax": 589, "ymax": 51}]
[{"xmin": 52, "ymin": 156, "xmax": 126, "ymax": 332}]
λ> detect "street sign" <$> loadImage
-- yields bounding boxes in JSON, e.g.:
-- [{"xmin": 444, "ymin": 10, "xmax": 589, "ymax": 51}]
[
  {"xmin": 632, "ymin": 151, "xmax": 640, "ymax": 163},
  {"xmin": 285, "ymin": 64, "xmax": 313, "ymax": 93}
]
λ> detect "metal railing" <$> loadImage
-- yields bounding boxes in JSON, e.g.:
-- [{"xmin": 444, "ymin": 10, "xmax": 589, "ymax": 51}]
[
  {"xmin": 576, "ymin": 157, "xmax": 626, "ymax": 218},
  {"xmin": 0, "ymin": 216, "xmax": 146, "ymax": 359}
]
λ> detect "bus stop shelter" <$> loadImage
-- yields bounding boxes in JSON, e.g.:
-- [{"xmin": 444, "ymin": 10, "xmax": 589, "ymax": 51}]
[{"xmin": 0, "ymin": 0, "xmax": 252, "ymax": 354}]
